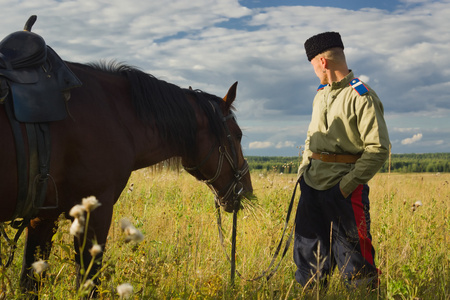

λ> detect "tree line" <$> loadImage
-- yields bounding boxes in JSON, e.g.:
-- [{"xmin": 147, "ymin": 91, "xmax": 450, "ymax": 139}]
[{"xmin": 246, "ymin": 153, "xmax": 450, "ymax": 174}]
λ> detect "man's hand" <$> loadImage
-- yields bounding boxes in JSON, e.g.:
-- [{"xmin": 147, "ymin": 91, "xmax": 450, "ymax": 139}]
[{"xmin": 340, "ymin": 187, "xmax": 349, "ymax": 198}]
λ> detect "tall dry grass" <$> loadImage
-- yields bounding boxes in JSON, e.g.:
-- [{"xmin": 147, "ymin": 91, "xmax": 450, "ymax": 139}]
[{"xmin": 0, "ymin": 169, "xmax": 449, "ymax": 299}]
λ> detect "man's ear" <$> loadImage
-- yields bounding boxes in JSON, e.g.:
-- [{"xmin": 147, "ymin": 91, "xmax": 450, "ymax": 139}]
[{"xmin": 319, "ymin": 56, "xmax": 328, "ymax": 70}]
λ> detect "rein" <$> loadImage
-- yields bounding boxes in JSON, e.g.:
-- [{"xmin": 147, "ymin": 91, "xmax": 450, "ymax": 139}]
[
  {"xmin": 183, "ymin": 99, "xmax": 297, "ymax": 285},
  {"xmin": 216, "ymin": 179, "xmax": 298, "ymax": 283},
  {"xmin": 182, "ymin": 100, "xmax": 248, "ymax": 285}
]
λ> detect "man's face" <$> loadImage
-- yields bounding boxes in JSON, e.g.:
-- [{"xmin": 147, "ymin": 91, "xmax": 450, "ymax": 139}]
[{"xmin": 311, "ymin": 56, "xmax": 328, "ymax": 85}]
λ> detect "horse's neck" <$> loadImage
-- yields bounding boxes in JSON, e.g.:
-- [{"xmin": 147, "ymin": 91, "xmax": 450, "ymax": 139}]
[{"xmin": 132, "ymin": 133, "xmax": 180, "ymax": 170}]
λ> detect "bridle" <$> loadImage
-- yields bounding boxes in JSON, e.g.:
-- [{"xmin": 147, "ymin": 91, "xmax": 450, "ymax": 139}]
[
  {"xmin": 182, "ymin": 99, "xmax": 294, "ymax": 286},
  {"xmin": 183, "ymin": 100, "xmax": 249, "ymax": 211},
  {"xmin": 182, "ymin": 99, "xmax": 251, "ymax": 285}
]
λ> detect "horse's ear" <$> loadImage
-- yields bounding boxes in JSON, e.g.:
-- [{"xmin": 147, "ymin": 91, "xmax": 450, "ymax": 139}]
[{"xmin": 222, "ymin": 81, "xmax": 238, "ymax": 109}]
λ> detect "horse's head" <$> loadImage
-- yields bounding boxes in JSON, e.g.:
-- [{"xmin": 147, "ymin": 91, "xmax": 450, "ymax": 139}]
[{"xmin": 183, "ymin": 82, "xmax": 253, "ymax": 212}]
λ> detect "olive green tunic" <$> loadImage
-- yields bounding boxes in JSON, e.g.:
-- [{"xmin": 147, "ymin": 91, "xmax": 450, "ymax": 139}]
[{"xmin": 298, "ymin": 71, "xmax": 390, "ymax": 195}]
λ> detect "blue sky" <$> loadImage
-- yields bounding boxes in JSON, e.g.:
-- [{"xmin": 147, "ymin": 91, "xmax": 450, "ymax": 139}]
[{"xmin": 1, "ymin": 0, "xmax": 449, "ymax": 156}]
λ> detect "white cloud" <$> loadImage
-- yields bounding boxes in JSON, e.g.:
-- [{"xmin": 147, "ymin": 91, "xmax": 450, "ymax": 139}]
[
  {"xmin": 249, "ymin": 141, "xmax": 273, "ymax": 149},
  {"xmin": 0, "ymin": 0, "xmax": 449, "ymax": 155},
  {"xmin": 401, "ymin": 133, "xmax": 423, "ymax": 145},
  {"xmin": 358, "ymin": 75, "xmax": 370, "ymax": 83},
  {"xmin": 275, "ymin": 141, "xmax": 296, "ymax": 149},
  {"xmin": 392, "ymin": 127, "xmax": 421, "ymax": 133}
]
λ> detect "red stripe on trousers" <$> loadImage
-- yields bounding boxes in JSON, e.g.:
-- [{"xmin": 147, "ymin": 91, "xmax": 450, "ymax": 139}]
[{"xmin": 350, "ymin": 185, "xmax": 374, "ymax": 265}]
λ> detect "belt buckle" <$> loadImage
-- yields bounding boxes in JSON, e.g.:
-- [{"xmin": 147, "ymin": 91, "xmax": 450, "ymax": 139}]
[{"xmin": 320, "ymin": 152, "xmax": 329, "ymax": 161}]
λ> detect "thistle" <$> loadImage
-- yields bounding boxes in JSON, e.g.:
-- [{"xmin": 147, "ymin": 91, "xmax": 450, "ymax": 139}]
[{"xmin": 117, "ymin": 283, "xmax": 133, "ymax": 299}]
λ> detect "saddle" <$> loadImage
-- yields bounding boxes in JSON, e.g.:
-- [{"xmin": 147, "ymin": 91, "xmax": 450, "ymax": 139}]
[
  {"xmin": 0, "ymin": 15, "xmax": 81, "ymax": 227},
  {"xmin": 0, "ymin": 15, "xmax": 81, "ymax": 122}
]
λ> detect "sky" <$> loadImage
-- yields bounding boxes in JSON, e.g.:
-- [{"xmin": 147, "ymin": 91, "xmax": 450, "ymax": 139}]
[{"xmin": 1, "ymin": 0, "xmax": 449, "ymax": 156}]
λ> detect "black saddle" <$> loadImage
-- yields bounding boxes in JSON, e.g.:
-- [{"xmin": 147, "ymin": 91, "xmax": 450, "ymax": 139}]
[
  {"xmin": 0, "ymin": 15, "xmax": 47, "ymax": 83},
  {"xmin": 0, "ymin": 15, "xmax": 81, "ymax": 122}
]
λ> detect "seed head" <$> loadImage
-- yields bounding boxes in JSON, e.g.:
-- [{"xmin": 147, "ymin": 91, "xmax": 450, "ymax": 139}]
[
  {"xmin": 69, "ymin": 204, "xmax": 85, "ymax": 219},
  {"xmin": 120, "ymin": 218, "xmax": 144, "ymax": 243},
  {"xmin": 120, "ymin": 218, "xmax": 132, "ymax": 231},
  {"xmin": 82, "ymin": 196, "xmax": 102, "ymax": 212},
  {"xmin": 70, "ymin": 217, "xmax": 84, "ymax": 237},
  {"xmin": 117, "ymin": 283, "xmax": 133, "ymax": 299},
  {"xmin": 32, "ymin": 259, "xmax": 49, "ymax": 275},
  {"xmin": 82, "ymin": 279, "xmax": 95, "ymax": 291},
  {"xmin": 89, "ymin": 244, "xmax": 102, "ymax": 257},
  {"xmin": 124, "ymin": 225, "xmax": 144, "ymax": 243}
]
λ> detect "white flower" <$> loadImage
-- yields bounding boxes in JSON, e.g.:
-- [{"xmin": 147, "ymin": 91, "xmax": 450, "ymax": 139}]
[
  {"xmin": 69, "ymin": 204, "xmax": 85, "ymax": 219},
  {"xmin": 82, "ymin": 279, "xmax": 95, "ymax": 291},
  {"xmin": 32, "ymin": 259, "xmax": 49, "ymax": 275},
  {"xmin": 82, "ymin": 196, "xmax": 101, "ymax": 212},
  {"xmin": 120, "ymin": 218, "xmax": 132, "ymax": 231},
  {"xmin": 124, "ymin": 226, "xmax": 144, "ymax": 243},
  {"xmin": 70, "ymin": 217, "xmax": 84, "ymax": 237},
  {"xmin": 117, "ymin": 283, "xmax": 133, "ymax": 299},
  {"xmin": 89, "ymin": 244, "xmax": 102, "ymax": 257},
  {"xmin": 120, "ymin": 218, "xmax": 144, "ymax": 243}
]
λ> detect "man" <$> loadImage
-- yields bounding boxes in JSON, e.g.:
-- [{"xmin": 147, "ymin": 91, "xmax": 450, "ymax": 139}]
[{"xmin": 294, "ymin": 32, "xmax": 390, "ymax": 289}]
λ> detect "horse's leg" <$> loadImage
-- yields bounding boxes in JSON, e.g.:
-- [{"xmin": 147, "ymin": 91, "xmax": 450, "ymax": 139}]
[{"xmin": 20, "ymin": 217, "xmax": 58, "ymax": 293}]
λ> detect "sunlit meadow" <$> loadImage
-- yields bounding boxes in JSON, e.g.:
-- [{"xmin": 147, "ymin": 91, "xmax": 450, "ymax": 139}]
[{"xmin": 0, "ymin": 169, "xmax": 448, "ymax": 299}]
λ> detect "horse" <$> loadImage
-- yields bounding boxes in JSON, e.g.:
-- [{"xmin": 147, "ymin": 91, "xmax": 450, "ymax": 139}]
[{"xmin": 0, "ymin": 59, "xmax": 253, "ymax": 294}]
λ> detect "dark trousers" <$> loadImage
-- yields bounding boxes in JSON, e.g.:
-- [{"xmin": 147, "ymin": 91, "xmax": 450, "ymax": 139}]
[{"xmin": 293, "ymin": 177, "xmax": 378, "ymax": 288}]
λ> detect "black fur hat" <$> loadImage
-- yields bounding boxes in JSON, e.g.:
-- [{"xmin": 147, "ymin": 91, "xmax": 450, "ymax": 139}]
[{"xmin": 304, "ymin": 32, "xmax": 344, "ymax": 61}]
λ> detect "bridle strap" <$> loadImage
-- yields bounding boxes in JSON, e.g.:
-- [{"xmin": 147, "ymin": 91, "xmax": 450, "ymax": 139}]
[
  {"xmin": 181, "ymin": 99, "xmax": 251, "ymax": 285},
  {"xmin": 217, "ymin": 179, "xmax": 299, "ymax": 282},
  {"xmin": 183, "ymin": 140, "xmax": 217, "ymax": 173},
  {"xmin": 182, "ymin": 101, "xmax": 248, "ymax": 207}
]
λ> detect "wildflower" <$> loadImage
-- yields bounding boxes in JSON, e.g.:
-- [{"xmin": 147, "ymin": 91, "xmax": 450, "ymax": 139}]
[
  {"xmin": 89, "ymin": 244, "xmax": 102, "ymax": 257},
  {"xmin": 120, "ymin": 218, "xmax": 132, "ymax": 231},
  {"xmin": 124, "ymin": 225, "xmax": 144, "ymax": 243},
  {"xmin": 82, "ymin": 279, "xmax": 95, "ymax": 291},
  {"xmin": 120, "ymin": 218, "xmax": 144, "ymax": 243},
  {"xmin": 82, "ymin": 196, "xmax": 101, "ymax": 212},
  {"xmin": 32, "ymin": 259, "xmax": 49, "ymax": 275},
  {"xmin": 414, "ymin": 200, "xmax": 423, "ymax": 207},
  {"xmin": 69, "ymin": 204, "xmax": 85, "ymax": 219},
  {"xmin": 70, "ymin": 217, "xmax": 84, "ymax": 237},
  {"xmin": 117, "ymin": 283, "xmax": 133, "ymax": 299}
]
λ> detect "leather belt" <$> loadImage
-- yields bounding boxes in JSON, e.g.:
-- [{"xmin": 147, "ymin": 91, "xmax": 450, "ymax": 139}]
[{"xmin": 311, "ymin": 152, "xmax": 361, "ymax": 164}]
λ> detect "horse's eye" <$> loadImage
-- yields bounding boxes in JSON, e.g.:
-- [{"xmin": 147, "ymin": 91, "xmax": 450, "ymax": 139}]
[{"xmin": 236, "ymin": 131, "xmax": 243, "ymax": 141}]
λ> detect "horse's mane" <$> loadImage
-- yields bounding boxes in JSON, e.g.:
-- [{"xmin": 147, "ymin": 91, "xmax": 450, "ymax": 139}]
[{"xmin": 84, "ymin": 61, "xmax": 225, "ymax": 157}]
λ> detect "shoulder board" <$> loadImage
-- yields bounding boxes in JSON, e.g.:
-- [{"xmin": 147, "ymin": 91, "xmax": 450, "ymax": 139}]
[
  {"xmin": 349, "ymin": 78, "xmax": 369, "ymax": 95},
  {"xmin": 317, "ymin": 84, "xmax": 328, "ymax": 91}
]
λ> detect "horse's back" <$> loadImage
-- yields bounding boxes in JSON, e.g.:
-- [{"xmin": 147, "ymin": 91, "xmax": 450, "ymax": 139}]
[
  {"xmin": 0, "ymin": 62, "xmax": 138, "ymax": 221},
  {"xmin": 49, "ymin": 63, "xmax": 137, "ymax": 208}
]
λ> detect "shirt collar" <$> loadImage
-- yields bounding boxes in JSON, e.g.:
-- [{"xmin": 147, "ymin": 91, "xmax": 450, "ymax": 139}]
[{"xmin": 330, "ymin": 70, "xmax": 354, "ymax": 89}]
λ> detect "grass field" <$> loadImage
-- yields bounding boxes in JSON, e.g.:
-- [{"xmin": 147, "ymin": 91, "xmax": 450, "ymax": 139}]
[{"xmin": 1, "ymin": 169, "xmax": 449, "ymax": 299}]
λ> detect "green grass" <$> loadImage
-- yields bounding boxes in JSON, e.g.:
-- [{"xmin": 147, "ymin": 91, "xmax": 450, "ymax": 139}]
[{"xmin": 1, "ymin": 170, "xmax": 449, "ymax": 299}]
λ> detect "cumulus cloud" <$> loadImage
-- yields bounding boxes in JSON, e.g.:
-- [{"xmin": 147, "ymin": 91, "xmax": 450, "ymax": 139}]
[
  {"xmin": 249, "ymin": 141, "xmax": 273, "ymax": 149},
  {"xmin": 401, "ymin": 133, "xmax": 423, "ymax": 145},
  {"xmin": 1, "ymin": 0, "xmax": 449, "ymax": 155},
  {"xmin": 276, "ymin": 141, "xmax": 296, "ymax": 149}
]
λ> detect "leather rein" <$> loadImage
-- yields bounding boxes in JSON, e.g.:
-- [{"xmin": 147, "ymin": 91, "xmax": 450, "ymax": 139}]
[
  {"xmin": 182, "ymin": 100, "xmax": 249, "ymax": 285},
  {"xmin": 182, "ymin": 100, "xmax": 296, "ymax": 285}
]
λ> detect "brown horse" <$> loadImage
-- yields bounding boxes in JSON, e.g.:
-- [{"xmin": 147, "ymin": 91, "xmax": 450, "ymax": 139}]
[{"xmin": 0, "ymin": 61, "xmax": 253, "ymax": 293}]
